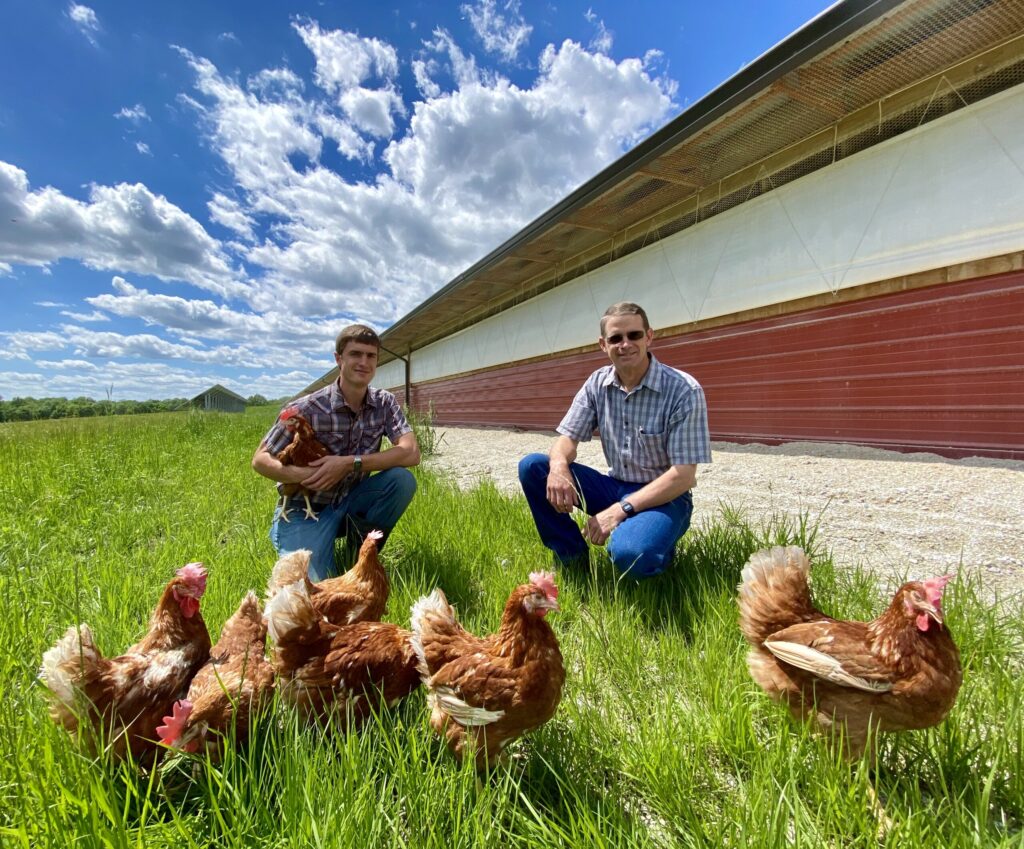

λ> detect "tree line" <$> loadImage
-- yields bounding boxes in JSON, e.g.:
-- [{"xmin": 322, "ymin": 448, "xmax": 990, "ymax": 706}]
[{"xmin": 0, "ymin": 395, "xmax": 282, "ymax": 422}]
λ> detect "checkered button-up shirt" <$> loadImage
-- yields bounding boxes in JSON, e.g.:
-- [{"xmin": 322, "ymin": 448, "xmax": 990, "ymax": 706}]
[
  {"xmin": 262, "ymin": 381, "xmax": 412, "ymax": 506},
  {"xmin": 557, "ymin": 354, "xmax": 711, "ymax": 483}
]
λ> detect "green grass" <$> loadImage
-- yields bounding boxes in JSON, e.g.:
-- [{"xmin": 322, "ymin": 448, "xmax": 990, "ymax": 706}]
[{"xmin": 1, "ymin": 408, "xmax": 1021, "ymax": 847}]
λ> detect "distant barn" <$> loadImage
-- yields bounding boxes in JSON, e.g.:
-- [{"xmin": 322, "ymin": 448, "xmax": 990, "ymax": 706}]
[{"xmin": 191, "ymin": 385, "xmax": 247, "ymax": 413}]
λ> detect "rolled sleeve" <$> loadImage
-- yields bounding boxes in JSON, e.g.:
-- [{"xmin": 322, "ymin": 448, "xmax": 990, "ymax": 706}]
[
  {"xmin": 262, "ymin": 420, "xmax": 291, "ymax": 457},
  {"xmin": 557, "ymin": 380, "xmax": 598, "ymax": 442},
  {"xmin": 666, "ymin": 384, "xmax": 711, "ymax": 465},
  {"xmin": 382, "ymin": 394, "xmax": 413, "ymax": 443}
]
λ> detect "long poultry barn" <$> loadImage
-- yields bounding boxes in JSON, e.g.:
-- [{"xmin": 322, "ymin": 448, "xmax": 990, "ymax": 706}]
[{"xmin": 317, "ymin": 0, "xmax": 1024, "ymax": 460}]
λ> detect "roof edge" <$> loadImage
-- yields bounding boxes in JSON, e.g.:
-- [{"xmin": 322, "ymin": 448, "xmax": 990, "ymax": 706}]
[{"xmin": 380, "ymin": 0, "xmax": 903, "ymax": 353}]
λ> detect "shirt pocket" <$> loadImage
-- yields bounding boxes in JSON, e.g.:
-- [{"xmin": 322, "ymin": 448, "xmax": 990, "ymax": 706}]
[{"xmin": 634, "ymin": 428, "xmax": 670, "ymax": 472}]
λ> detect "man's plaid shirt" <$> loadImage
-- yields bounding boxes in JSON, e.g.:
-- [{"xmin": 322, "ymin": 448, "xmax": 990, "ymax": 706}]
[
  {"xmin": 262, "ymin": 381, "xmax": 412, "ymax": 506},
  {"xmin": 557, "ymin": 354, "xmax": 711, "ymax": 483}
]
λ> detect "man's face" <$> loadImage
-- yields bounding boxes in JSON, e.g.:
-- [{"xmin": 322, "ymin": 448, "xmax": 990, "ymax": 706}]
[
  {"xmin": 335, "ymin": 340, "xmax": 379, "ymax": 389},
  {"xmin": 599, "ymin": 314, "xmax": 652, "ymax": 372}
]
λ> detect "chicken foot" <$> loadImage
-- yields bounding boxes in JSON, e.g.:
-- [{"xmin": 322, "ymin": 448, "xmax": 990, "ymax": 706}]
[
  {"xmin": 275, "ymin": 493, "xmax": 319, "ymax": 522},
  {"xmin": 276, "ymin": 494, "xmax": 293, "ymax": 523},
  {"xmin": 300, "ymin": 494, "xmax": 319, "ymax": 521}
]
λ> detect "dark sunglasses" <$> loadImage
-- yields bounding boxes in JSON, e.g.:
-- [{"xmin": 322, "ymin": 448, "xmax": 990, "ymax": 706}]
[{"xmin": 604, "ymin": 330, "xmax": 646, "ymax": 344}]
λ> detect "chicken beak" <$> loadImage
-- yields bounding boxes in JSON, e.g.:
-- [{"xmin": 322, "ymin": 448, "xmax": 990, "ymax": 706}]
[
  {"xmin": 919, "ymin": 601, "xmax": 943, "ymax": 626},
  {"xmin": 176, "ymin": 723, "xmax": 203, "ymax": 753},
  {"xmin": 540, "ymin": 598, "xmax": 560, "ymax": 613}
]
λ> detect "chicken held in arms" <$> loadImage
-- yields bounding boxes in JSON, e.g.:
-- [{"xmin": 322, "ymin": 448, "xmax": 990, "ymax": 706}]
[
  {"xmin": 39, "ymin": 563, "xmax": 212, "ymax": 761},
  {"xmin": 266, "ymin": 530, "xmax": 388, "ymax": 626},
  {"xmin": 273, "ymin": 407, "xmax": 330, "ymax": 522},
  {"xmin": 410, "ymin": 572, "xmax": 565, "ymax": 769},
  {"xmin": 264, "ymin": 578, "xmax": 419, "ymax": 724},
  {"xmin": 739, "ymin": 546, "xmax": 962, "ymax": 758},
  {"xmin": 156, "ymin": 591, "xmax": 275, "ymax": 757}
]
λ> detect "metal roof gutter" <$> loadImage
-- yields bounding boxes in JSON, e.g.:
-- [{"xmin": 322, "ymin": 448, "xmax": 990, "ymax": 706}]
[{"xmin": 380, "ymin": 0, "xmax": 904, "ymax": 353}]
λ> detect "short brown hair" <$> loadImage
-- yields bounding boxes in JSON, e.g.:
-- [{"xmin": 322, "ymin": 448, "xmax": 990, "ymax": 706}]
[
  {"xmin": 335, "ymin": 324, "xmax": 381, "ymax": 355},
  {"xmin": 600, "ymin": 302, "xmax": 650, "ymax": 336}
]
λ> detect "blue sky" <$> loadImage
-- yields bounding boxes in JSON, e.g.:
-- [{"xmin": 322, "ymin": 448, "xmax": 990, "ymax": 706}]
[{"xmin": 0, "ymin": 0, "xmax": 832, "ymax": 401}]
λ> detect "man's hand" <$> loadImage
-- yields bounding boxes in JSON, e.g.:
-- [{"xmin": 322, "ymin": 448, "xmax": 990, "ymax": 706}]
[
  {"xmin": 583, "ymin": 504, "xmax": 626, "ymax": 545},
  {"xmin": 303, "ymin": 455, "xmax": 355, "ymax": 491},
  {"xmin": 546, "ymin": 468, "xmax": 579, "ymax": 514}
]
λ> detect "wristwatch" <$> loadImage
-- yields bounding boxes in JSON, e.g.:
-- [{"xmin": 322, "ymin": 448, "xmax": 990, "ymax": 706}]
[
  {"xmin": 353, "ymin": 455, "xmax": 363, "ymax": 473},
  {"xmin": 619, "ymin": 499, "xmax": 635, "ymax": 517}
]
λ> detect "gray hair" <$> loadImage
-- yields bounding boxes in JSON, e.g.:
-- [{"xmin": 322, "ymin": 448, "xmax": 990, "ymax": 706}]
[{"xmin": 600, "ymin": 302, "xmax": 650, "ymax": 336}]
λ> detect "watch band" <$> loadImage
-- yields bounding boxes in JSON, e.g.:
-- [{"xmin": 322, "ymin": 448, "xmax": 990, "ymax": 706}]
[
  {"xmin": 353, "ymin": 455, "xmax": 363, "ymax": 473},
  {"xmin": 620, "ymin": 499, "xmax": 635, "ymax": 516}
]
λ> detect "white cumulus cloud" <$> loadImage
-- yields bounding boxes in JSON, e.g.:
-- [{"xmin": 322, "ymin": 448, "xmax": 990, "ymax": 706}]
[
  {"xmin": 461, "ymin": 0, "xmax": 532, "ymax": 62},
  {"xmin": 67, "ymin": 3, "xmax": 100, "ymax": 45},
  {"xmin": 174, "ymin": 23, "xmax": 675, "ymax": 325},
  {"xmin": 293, "ymin": 19, "xmax": 400, "ymax": 93},
  {"xmin": 0, "ymin": 161, "xmax": 243, "ymax": 298}
]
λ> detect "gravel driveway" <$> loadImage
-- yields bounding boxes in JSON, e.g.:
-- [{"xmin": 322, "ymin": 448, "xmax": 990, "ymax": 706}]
[{"xmin": 424, "ymin": 426, "xmax": 1024, "ymax": 600}]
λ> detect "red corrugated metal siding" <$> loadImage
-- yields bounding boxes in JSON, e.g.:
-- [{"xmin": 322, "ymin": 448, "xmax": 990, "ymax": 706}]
[{"xmin": 402, "ymin": 272, "xmax": 1024, "ymax": 460}]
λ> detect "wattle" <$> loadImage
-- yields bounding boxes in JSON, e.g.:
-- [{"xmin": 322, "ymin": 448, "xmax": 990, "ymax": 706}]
[
  {"xmin": 179, "ymin": 596, "xmax": 200, "ymax": 619},
  {"xmin": 916, "ymin": 612, "xmax": 931, "ymax": 631}
]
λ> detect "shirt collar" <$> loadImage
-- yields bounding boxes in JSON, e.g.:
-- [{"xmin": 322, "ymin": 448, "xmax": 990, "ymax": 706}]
[
  {"xmin": 330, "ymin": 379, "xmax": 379, "ymax": 412},
  {"xmin": 602, "ymin": 354, "xmax": 662, "ymax": 393}
]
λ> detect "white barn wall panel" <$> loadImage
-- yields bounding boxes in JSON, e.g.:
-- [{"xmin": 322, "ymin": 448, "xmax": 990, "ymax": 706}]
[
  {"xmin": 376, "ymin": 358, "xmax": 403, "ymax": 391},
  {"xmin": 380, "ymin": 85, "xmax": 1024, "ymax": 391}
]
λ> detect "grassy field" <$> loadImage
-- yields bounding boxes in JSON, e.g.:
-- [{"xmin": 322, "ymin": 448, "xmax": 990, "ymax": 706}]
[{"xmin": 1, "ymin": 407, "xmax": 1021, "ymax": 848}]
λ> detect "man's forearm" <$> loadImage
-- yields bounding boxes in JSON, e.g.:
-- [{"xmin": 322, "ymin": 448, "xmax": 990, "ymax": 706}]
[
  {"xmin": 549, "ymin": 435, "xmax": 578, "ymax": 472},
  {"xmin": 251, "ymin": 447, "xmax": 308, "ymax": 485},
  {"xmin": 623, "ymin": 464, "xmax": 697, "ymax": 512},
  {"xmin": 359, "ymin": 440, "xmax": 420, "ymax": 472}
]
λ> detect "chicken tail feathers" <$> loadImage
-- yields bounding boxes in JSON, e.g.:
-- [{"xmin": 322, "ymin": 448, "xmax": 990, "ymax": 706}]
[
  {"xmin": 738, "ymin": 546, "xmax": 819, "ymax": 645},
  {"xmin": 266, "ymin": 550, "xmax": 313, "ymax": 597},
  {"xmin": 237, "ymin": 590, "xmax": 262, "ymax": 621},
  {"xmin": 409, "ymin": 588, "xmax": 458, "ymax": 680},
  {"xmin": 264, "ymin": 579, "xmax": 319, "ymax": 645},
  {"xmin": 39, "ymin": 623, "xmax": 101, "ymax": 708},
  {"xmin": 221, "ymin": 590, "xmax": 267, "ymax": 640}
]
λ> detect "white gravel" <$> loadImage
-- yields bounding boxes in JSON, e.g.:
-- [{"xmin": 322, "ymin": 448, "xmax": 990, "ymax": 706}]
[{"xmin": 424, "ymin": 426, "xmax": 1024, "ymax": 600}]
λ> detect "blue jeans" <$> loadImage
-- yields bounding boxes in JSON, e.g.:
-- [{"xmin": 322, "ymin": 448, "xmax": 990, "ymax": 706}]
[
  {"xmin": 269, "ymin": 468, "xmax": 416, "ymax": 581},
  {"xmin": 518, "ymin": 453, "xmax": 693, "ymax": 579}
]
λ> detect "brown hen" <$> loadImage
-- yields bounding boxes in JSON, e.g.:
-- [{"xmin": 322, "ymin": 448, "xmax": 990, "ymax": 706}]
[
  {"xmin": 274, "ymin": 407, "xmax": 330, "ymax": 522},
  {"xmin": 739, "ymin": 546, "xmax": 963, "ymax": 831},
  {"xmin": 39, "ymin": 563, "xmax": 212, "ymax": 762},
  {"xmin": 738, "ymin": 546, "xmax": 962, "ymax": 759},
  {"xmin": 410, "ymin": 572, "xmax": 564, "ymax": 769},
  {"xmin": 264, "ymin": 578, "xmax": 419, "ymax": 724},
  {"xmin": 156, "ymin": 590, "xmax": 275, "ymax": 757},
  {"xmin": 266, "ymin": 529, "xmax": 389, "ymax": 626}
]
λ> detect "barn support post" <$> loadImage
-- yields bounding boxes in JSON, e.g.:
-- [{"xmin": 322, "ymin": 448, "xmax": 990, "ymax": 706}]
[{"xmin": 380, "ymin": 345, "xmax": 411, "ymax": 408}]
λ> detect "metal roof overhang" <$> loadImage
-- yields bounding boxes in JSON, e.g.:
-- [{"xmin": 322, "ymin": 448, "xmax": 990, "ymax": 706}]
[{"xmin": 321, "ymin": 0, "xmax": 1024, "ymax": 384}]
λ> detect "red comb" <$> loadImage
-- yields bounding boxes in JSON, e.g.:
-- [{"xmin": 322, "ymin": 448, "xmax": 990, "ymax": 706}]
[
  {"xmin": 529, "ymin": 571, "xmax": 559, "ymax": 601},
  {"xmin": 176, "ymin": 562, "xmax": 207, "ymax": 594},
  {"xmin": 368, "ymin": 529, "xmax": 383, "ymax": 541},
  {"xmin": 156, "ymin": 699, "xmax": 192, "ymax": 746},
  {"xmin": 279, "ymin": 406, "xmax": 300, "ymax": 420},
  {"xmin": 923, "ymin": 574, "xmax": 954, "ymax": 605}
]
